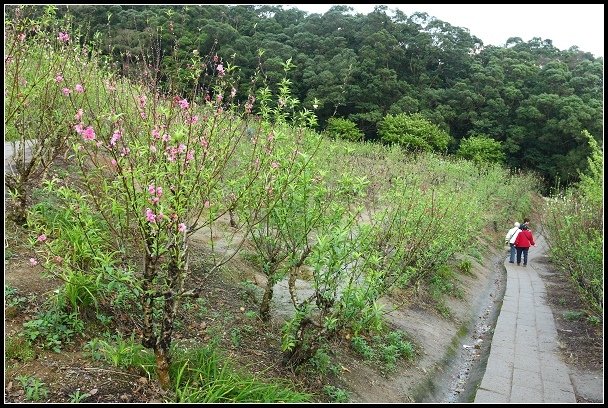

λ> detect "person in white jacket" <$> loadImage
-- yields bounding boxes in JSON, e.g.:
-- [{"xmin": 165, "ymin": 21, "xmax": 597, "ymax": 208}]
[{"xmin": 505, "ymin": 222, "xmax": 521, "ymax": 263}]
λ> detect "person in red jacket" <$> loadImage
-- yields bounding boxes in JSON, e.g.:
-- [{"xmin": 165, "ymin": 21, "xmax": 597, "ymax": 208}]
[{"xmin": 514, "ymin": 224, "xmax": 536, "ymax": 266}]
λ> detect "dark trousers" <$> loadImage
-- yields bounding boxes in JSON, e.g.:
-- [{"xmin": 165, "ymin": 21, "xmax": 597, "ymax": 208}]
[{"xmin": 516, "ymin": 247, "xmax": 529, "ymax": 265}]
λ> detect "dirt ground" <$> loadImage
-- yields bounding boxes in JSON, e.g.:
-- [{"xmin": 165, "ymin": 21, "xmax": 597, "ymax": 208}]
[{"xmin": 4, "ymin": 179, "xmax": 604, "ymax": 403}]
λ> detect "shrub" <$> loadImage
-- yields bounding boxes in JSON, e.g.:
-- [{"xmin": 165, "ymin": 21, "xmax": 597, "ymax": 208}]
[
  {"xmin": 324, "ymin": 117, "xmax": 364, "ymax": 142},
  {"xmin": 457, "ymin": 134, "xmax": 506, "ymax": 165},
  {"xmin": 378, "ymin": 113, "xmax": 452, "ymax": 152}
]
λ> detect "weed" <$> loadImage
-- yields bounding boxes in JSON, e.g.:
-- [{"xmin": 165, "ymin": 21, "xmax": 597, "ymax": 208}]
[
  {"xmin": 323, "ymin": 385, "xmax": 349, "ymax": 402},
  {"xmin": 563, "ymin": 310, "xmax": 585, "ymax": 321},
  {"xmin": 16, "ymin": 375, "xmax": 48, "ymax": 402},
  {"xmin": 351, "ymin": 336, "xmax": 375, "ymax": 360},
  {"xmin": 458, "ymin": 259, "xmax": 473, "ymax": 275},
  {"xmin": 5, "ymin": 336, "xmax": 36, "ymax": 362},
  {"xmin": 68, "ymin": 389, "xmax": 89, "ymax": 403},
  {"xmin": 586, "ymin": 315, "xmax": 601, "ymax": 326}
]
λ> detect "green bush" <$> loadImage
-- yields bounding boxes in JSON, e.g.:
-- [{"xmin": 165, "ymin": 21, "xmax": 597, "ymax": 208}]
[
  {"xmin": 324, "ymin": 117, "xmax": 364, "ymax": 142},
  {"xmin": 378, "ymin": 113, "xmax": 452, "ymax": 152},
  {"xmin": 456, "ymin": 134, "xmax": 506, "ymax": 165}
]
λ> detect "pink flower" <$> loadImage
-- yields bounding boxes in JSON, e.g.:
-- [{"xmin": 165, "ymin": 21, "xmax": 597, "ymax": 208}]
[
  {"xmin": 189, "ymin": 115, "xmax": 199, "ymax": 125},
  {"xmin": 74, "ymin": 123, "xmax": 84, "ymax": 134},
  {"xmin": 29, "ymin": 258, "xmax": 38, "ymax": 266},
  {"xmin": 162, "ymin": 133, "xmax": 170, "ymax": 143},
  {"xmin": 152, "ymin": 129, "xmax": 160, "ymax": 139},
  {"xmin": 138, "ymin": 94, "xmax": 147, "ymax": 108},
  {"xmin": 57, "ymin": 32, "xmax": 70, "ymax": 42},
  {"xmin": 155, "ymin": 186, "xmax": 163, "ymax": 197},
  {"xmin": 216, "ymin": 94, "xmax": 223, "ymax": 102},
  {"xmin": 204, "ymin": 200, "xmax": 210, "ymax": 208},
  {"xmin": 178, "ymin": 223, "xmax": 187, "ymax": 233},
  {"xmin": 75, "ymin": 108, "xmax": 83, "ymax": 121},
  {"xmin": 82, "ymin": 126, "xmax": 96, "ymax": 141},
  {"xmin": 75, "ymin": 83, "xmax": 84, "ymax": 93},
  {"xmin": 145, "ymin": 208, "xmax": 156, "ymax": 223},
  {"xmin": 151, "ymin": 197, "xmax": 160, "ymax": 204},
  {"xmin": 200, "ymin": 138, "xmax": 208, "ymax": 148},
  {"xmin": 217, "ymin": 64, "xmax": 225, "ymax": 76},
  {"xmin": 178, "ymin": 98, "xmax": 189, "ymax": 109},
  {"xmin": 18, "ymin": 33, "xmax": 26, "ymax": 42},
  {"xmin": 62, "ymin": 87, "xmax": 72, "ymax": 96},
  {"xmin": 110, "ymin": 130, "xmax": 121, "ymax": 146},
  {"xmin": 120, "ymin": 147, "xmax": 130, "ymax": 156},
  {"xmin": 186, "ymin": 150, "xmax": 194, "ymax": 163},
  {"xmin": 55, "ymin": 74, "xmax": 64, "ymax": 83},
  {"xmin": 148, "ymin": 184, "xmax": 156, "ymax": 195},
  {"xmin": 213, "ymin": 54, "xmax": 219, "ymax": 63},
  {"xmin": 271, "ymin": 161, "xmax": 279, "ymax": 169},
  {"xmin": 110, "ymin": 159, "xmax": 117, "ymax": 167},
  {"xmin": 230, "ymin": 87, "xmax": 237, "ymax": 98},
  {"xmin": 177, "ymin": 143, "xmax": 186, "ymax": 154},
  {"xmin": 37, "ymin": 234, "xmax": 47, "ymax": 242}
]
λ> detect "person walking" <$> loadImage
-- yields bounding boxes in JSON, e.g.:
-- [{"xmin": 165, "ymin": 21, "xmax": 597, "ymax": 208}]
[
  {"xmin": 505, "ymin": 221, "xmax": 521, "ymax": 263},
  {"xmin": 514, "ymin": 224, "xmax": 535, "ymax": 266}
]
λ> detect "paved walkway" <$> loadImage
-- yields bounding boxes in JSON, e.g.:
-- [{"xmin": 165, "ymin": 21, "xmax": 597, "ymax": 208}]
[{"xmin": 474, "ymin": 232, "xmax": 577, "ymax": 403}]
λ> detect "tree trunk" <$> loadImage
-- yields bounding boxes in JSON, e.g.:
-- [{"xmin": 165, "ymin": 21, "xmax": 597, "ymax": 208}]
[
  {"xmin": 155, "ymin": 347, "xmax": 171, "ymax": 390},
  {"xmin": 259, "ymin": 283, "xmax": 273, "ymax": 322}
]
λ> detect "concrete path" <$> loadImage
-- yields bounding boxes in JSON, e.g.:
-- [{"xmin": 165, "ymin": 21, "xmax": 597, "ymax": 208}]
[{"xmin": 474, "ymin": 232, "xmax": 577, "ymax": 403}]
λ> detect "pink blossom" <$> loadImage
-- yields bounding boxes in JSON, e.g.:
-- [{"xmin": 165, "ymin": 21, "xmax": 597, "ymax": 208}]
[
  {"xmin": 140, "ymin": 111, "xmax": 147, "ymax": 119},
  {"xmin": 200, "ymin": 138, "xmax": 208, "ymax": 148},
  {"xmin": 217, "ymin": 64, "xmax": 225, "ymax": 76},
  {"xmin": 177, "ymin": 143, "xmax": 186, "ymax": 154},
  {"xmin": 162, "ymin": 133, "xmax": 170, "ymax": 143},
  {"xmin": 189, "ymin": 115, "xmax": 199, "ymax": 125},
  {"xmin": 152, "ymin": 129, "xmax": 160, "ymax": 139},
  {"xmin": 29, "ymin": 258, "xmax": 38, "ymax": 266},
  {"xmin": 57, "ymin": 32, "xmax": 70, "ymax": 42},
  {"xmin": 216, "ymin": 94, "xmax": 223, "ymax": 102},
  {"xmin": 138, "ymin": 94, "xmax": 147, "ymax": 108},
  {"xmin": 82, "ymin": 126, "xmax": 96, "ymax": 141},
  {"xmin": 110, "ymin": 130, "xmax": 121, "ymax": 146},
  {"xmin": 18, "ymin": 33, "xmax": 26, "ymax": 42},
  {"xmin": 111, "ymin": 159, "xmax": 117, "ymax": 167},
  {"xmin": 145, "ymin": 208, "xmax": 156, "ymax": 223},
  {"xmin": 213, "ymin": 54, "xmax": 219, "ymax": 63},
  {"xmin": 178, "ymin": 98, "xmax": 189, "ymax": 109},
  {"xmin": 230, "ymin": 87, "xmax": 237, "ymax": 98},
  {"xmin": 62, "ymin": 87, "xmax": 72, "ymax": 96},
  {"xmin": 204, "ymin": 200, "xmax": 210, "ymax": 208},
  {"xmin": 178, "ymin": 223, "xmax": 187, "ymax": 233},
  {"xmin": 55, "ymin": 74, "xmax": 64, "ymax": 83},
  {"xmin": 155, "ymin": 186, "xmax": 163, "ymax": 197},
  {"xmin": 75, "ymin": 83, "xmax": 84, "ymax": 93},
  {"xmin": 186, "ymin": 150, "xmax": 194, "ymax": 163},
  {"xmin": 37, "ymin": 234, "xmax": 47, "ymax": 242},
  {"xmin": 271, "ymin": 161, "xmax": 279, "ymax": 169},
  {"xmin": 151, "ymin": 196, "xmax": 160, "ymax": 204},
  {"xmin": 74, "ymin": 123, "xmax": 84, "ymax": 134},
  {"xmin": 148, "ymin": 184, "xmax": 156, "ymax": 195},
  {"xmin": 120, "ymin": 147, "xmax": 130, "ymax": 156},
  {"xmin": 75, "ymin": 108, "xmax": 83, "ymax": 121}
]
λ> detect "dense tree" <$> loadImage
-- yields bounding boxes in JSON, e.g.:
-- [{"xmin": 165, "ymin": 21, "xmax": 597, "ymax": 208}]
[{"xmin": 33, "ymin": 4, "xmax": 604, "ymax": 189}]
